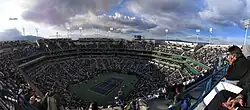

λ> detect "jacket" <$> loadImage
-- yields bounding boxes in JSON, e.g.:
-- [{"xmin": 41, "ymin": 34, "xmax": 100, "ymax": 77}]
[{"xmin": 225, "ymin": 56, "xmax": 250, "ymax": 82}]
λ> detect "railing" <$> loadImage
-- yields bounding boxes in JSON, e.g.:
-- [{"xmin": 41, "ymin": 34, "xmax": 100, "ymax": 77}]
[
  {"xmin": 0, "ymin": 87, "xmax": 36, "ymax": 110},
  {"xmin": 188, "ymin": 65, "xmax": 228, "ymax": 110},
  {"xmin": 168, "ymin": 101, "xmax": 182, "ymax": 110},
  {"xmin": 168, "ymin": 64, "xmax": 228, "ymax": 110},
  {"xmin": 0, "ymin": 97, "xmax": 9, "ymax": 110}
]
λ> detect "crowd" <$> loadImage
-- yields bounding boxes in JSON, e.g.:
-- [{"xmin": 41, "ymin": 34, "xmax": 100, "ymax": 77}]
[
  {"xmin": 0, "ymin": 38, "xmax": 228, "ymax": 110},
  {"xmin": 24, "ymin": 56, "xmax": 183, "ymax": 109},
  {"xmin": 156, "ymin": 43, "xmax": 228, "ymax": 72},
  {"xmin": 0, "ymin": 53, "xmax": 32, "ymax": 109},
  {"xmin": 0, "ymin": 57, "xmax": 29, "ymax": 98},
  {"xmin": 155, "ymin": 42, "xmax": 194, "ymax": 55},
  {"xmin": 191, "ymin": 46, "xmax": 228, "ymax": 67}
]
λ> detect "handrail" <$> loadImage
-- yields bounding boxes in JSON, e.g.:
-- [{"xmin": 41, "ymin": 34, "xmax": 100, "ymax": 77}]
[
  {"xmin": 188, "ymin": 65, "xmax": 228, "ymax": 110},
  {"xmin": 0, "ymin": 98, "xmax": 9, "ymax": 110},
  {"xmin": 168, "ymin": 65, "xmax": 228, "ymax": 110},
  {"xmin": 168, "ymin": 101, "xmax": 182, "ymax": 110},
  {"xmin": 181, "ymin": 66, "xmax": 225, "ymax": 96},
  {"xmin": 0, "ymin": 84, "xmax": 35, "ymax": 110}
]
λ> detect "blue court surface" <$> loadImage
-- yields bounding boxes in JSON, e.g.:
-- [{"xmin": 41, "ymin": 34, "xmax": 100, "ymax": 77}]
[{"xmin": 90, "ymin": 77, "xmax": 123, "ymax": 96}]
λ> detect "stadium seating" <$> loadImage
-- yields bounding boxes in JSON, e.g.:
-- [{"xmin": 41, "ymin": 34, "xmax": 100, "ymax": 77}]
[{"xmin": 0, "ymin": 38, "xmax": 228, "ymax": 110}]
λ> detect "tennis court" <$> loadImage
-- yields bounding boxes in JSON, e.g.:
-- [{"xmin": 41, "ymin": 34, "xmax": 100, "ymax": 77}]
[
  {"xmin": 90, "ymin": 77, "xmax": 123, "ymax": 96},
  {"xmin": 68, "ymin": 72, "xmax": 138, "ymax": 105}
]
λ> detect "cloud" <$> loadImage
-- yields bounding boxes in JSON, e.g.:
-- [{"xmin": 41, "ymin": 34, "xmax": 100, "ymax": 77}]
[
  {"xmin": 22, "ymin": 0, "xmax": 120, "ymax": 26},
  {"xmin": 64, "ymin": 11, "xmax": 157, "ymax": 34},
  {"xmin": 17, "ymin": 0, "xmax": 248, "ymax": 45},
  {"xmin": 124, "ymin": 0, "xmax": 248, "ymax": 44},
  {"xmin": 21, "ymin": 0, "xmax": 206, "ymax": 35},
  {"xmin": 199, "ymin": 0, "xmax": 248, "ymax": 27},
  {"xmin": 50, "ymin": 28, "xmax": 134, "ymax": 40},
  {"xmin": 126, "ymin": 0, "xmax": 206, "ymax": 32},
  {"xmin": 21, "ymin": 0, "xmax": 156, "ymax": 35}
]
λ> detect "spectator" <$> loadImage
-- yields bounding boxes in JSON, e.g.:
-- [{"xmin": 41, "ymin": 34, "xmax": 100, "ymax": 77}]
[
  {"xmin": 225, "ymin": 45, "xmax": 250, "ymax": 81},
  {"xmin": 205, "ymin": 45, "xmax": 250, "ymax": 110},
  {"xmin": 29, "ymin": 96, "xmax": 42, "ymax": 110},
  {"xmin": 89, "ymin": 101, "xmax": 99, "ymax": 110}
]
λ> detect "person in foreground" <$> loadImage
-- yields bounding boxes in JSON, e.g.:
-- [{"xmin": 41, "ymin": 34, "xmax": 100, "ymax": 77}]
[{"xmin": 205, "ymin": 45, "xmax": 250, "ymax": 110}]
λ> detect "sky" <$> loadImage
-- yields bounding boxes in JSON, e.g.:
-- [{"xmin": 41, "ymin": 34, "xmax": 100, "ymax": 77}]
[{"xmin": 0, "ymin": 0, "xmax": 250, "ymax": 45}]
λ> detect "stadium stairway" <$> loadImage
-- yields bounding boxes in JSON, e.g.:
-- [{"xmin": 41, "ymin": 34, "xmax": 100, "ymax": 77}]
[
  {"xmin": 168, "ymin": 64, "xmax": 228, "ymax": 110},
  {"xmin": 194, "ymin": 43, "xmax": 206, "ymax": 52}
]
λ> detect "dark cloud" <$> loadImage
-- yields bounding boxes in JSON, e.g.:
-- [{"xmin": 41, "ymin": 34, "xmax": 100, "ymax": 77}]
[
  {"xmin": 127, "ymin": 0, "xmax": 204, "ymax": 30},
  {"xmin": 22, "ymin": 0, "xmax": 120, "ymax": 25},
  {"xmin": 21, "ymin": 0, "xmax": 156, "ymax": 35},
  {"xmin": 19, "ymin": 0, "xmax": 248, "ymax": 45},
  {"xmin": 21, "ymin": 0, "xmax": 208, "ymax": 38}
]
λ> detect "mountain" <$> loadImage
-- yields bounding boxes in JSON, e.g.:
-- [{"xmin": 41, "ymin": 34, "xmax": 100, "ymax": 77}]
[
  {"xmin": 0, "ymin": 28, "xmax": 43, "ymax": 41},
  {"xmin": 16, "ymin": 35, "xmax": 43, "ymax": 41}
]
